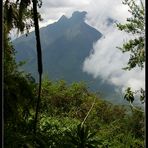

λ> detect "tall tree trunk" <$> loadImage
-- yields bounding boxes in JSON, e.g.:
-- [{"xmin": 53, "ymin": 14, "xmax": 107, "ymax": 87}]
[{"xmin": 32, "ymin": 0, "xmax": 43, "ymax": 134}]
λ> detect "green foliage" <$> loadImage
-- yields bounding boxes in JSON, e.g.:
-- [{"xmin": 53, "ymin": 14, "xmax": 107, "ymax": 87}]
[
  {"xmin": 124, "ymin": 87, "xmax": 145, "ymax": 104},
  {"xmin": 4, "ymin": 9, "xmax": 38, "ymax": 146},
  {"xmin": 117, "ymin": 0, "xmax": 145, "ymax": 108},
  {"xmin": 5, "ymin": 128, "xmax": 48, "ymax": 148},
  {"xmin": 127, "ymin": 110, "xmax": 144, "ymax": 138},
  {"xmin": 40, "ymin": 79, "xmax": 91, "ymax": 119},
  {"xmin": 96, "ymin": 119, "xmax": 144, "ymax": 148},
  {"xmin": 38, "ymin": 78, "xmax": 144, "ymax": 147},
  {"xmin": 4, "ymin": 73, "xmax": 145, "ymax": 147},
  {"xmin": 117, "ymin": 0, "xmax": 145, "ymax": 70},
  {"xmin": 39, "ymin": 116, "xmax": 80, "ymax": 147},
  {"xmin": 4, "ymin": 25, "xmax": 36, "ymax": 125},
  {"xmin": 66, "ymin": 124, "xmax": 101, "ymax": 148},
  {"xmin": 3, "ymin": 0, "xmax": 42, "ymax": 34},
  {"xmin": 124, "ymin": 87, "xmax": 134, "ymax": 103},
  {"xmin": 123, "ymin": 87, "xmax": 144, "ymax": 112}
]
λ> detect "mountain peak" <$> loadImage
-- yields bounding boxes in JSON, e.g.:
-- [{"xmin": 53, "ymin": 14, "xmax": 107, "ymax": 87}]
[
  {"xmin": 57, "ymin": 11, "xmax": 87, "ymax": 25},
  {"xmin": 58, "ymin": 15, "xmax": 68, "ymax": 22},
  {"xmin": 71, "ymin": 11, "xmax": 87, "ymax": 21}
]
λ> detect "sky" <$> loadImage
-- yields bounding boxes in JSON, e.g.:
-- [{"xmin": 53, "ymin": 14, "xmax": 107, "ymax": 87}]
[{"xmin": 11, "ymin": 0, "xmax": 145, "ymax": 99}]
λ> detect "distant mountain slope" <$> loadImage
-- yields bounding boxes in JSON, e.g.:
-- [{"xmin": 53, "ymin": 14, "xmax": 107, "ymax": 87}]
[{"xmin": 13, "ymin": 11, "xmax": 126, "ymax": 104}]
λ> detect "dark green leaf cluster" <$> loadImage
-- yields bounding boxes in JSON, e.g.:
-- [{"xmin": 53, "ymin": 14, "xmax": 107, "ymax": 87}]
[
  {"xmin": 124, "ymin": 87, "xmax": 145, "ymax": 110},
  {"xmin": 66, "ymin": 124, "xmax": 101, "ymax": 148},
  {"xmin": 3, "ymin": 0, "xmax": 42, "ymax": 34},
  {"xmin": 124, "ymin": 87, "xmax": 134, "ymax": 103}
]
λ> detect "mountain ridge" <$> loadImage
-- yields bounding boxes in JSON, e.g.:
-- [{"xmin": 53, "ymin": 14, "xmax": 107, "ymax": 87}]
[{"xmin": 13, "ymin": 11, "xmax": 127, "ymax": 104}]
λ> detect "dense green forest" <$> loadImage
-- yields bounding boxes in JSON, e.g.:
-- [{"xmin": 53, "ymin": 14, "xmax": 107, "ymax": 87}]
[{"xmin": 4, "ymin": 0, "xmax": 145, "ymax": 147}]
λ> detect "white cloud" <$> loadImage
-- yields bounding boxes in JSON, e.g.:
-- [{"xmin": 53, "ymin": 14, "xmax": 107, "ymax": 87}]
[
  {"xmin": 81, "ymin": 0, "xmax": 145, "ymax": 94},
  {"xmin": 41, "ymin": 0, "xmax": 89, "ymax": 8},
  {"xmin": 38, "ymin": 0, "xmax": 91, "ymax": 27}
]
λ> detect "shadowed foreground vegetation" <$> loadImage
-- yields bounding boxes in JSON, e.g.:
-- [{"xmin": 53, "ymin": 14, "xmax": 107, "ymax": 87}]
[{"xmin": 4, "ymin": 46, "xmax": 145, "ymax": 147}]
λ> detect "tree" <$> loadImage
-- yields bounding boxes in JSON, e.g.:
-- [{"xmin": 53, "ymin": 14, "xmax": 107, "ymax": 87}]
[
  {"xmin": 3, "ymin": 0, "xmax": 42, "ymax": 35},
  {"xmin": 117, "ymin": 0, "xmax": 145, "ymax": 70},
  {"xmin": 4, "ymin": 0, "xmax": 44, "ymax": 146},
  {"xmin": 3, "ymin": 0, "xmax": 36, "ymax": 125},
  {"xmin": 116, "ymin": 0, "xmax": 145, "ymax": 107},
  {"xmin": 4, "ymin": 0, "xmax": 43, "ymax": 133},
  {"xmin": 32, "ymin": 0, "xmax": 43, "ymax": 134}
]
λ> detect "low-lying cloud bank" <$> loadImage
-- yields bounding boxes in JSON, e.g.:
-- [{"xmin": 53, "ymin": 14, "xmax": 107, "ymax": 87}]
[
  {"xmin": 82, "ymin": 27, "xmax": 145, "ymax": 92},
  {"xmin": 82, "ymin": 0, "xmax": 145, "ymax": 94}
]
